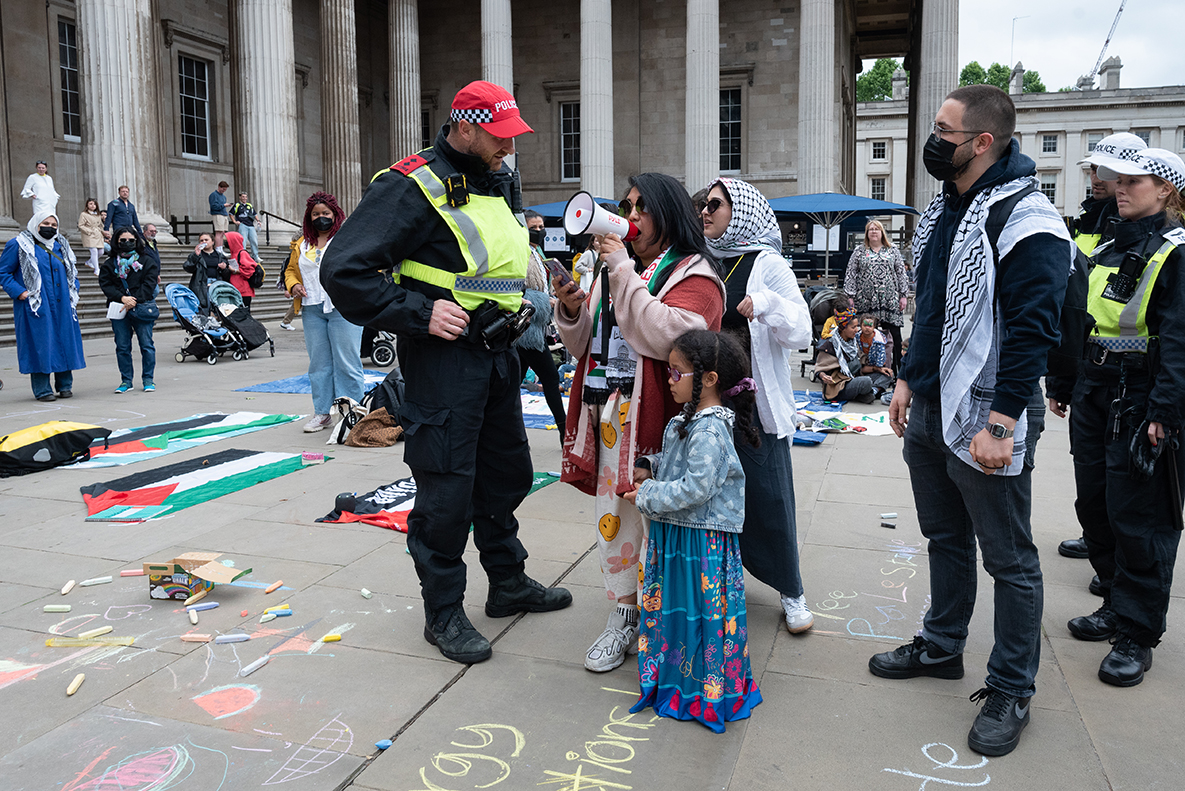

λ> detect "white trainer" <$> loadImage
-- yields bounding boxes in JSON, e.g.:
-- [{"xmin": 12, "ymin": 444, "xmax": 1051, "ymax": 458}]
[
  {"xmin": 781, "ymin": 594, "xmax": 814, "ymax": 634},
  {"xmin": 303, "ymin": 414, "xmax": 333, "ymax": 433},
  {"xmin": 585, "ymin": 604, "xmax": 639, "ymax": 673},
  {"xmin": 279, "ymin": 321, "xmax": 295, "ymax": 331}
]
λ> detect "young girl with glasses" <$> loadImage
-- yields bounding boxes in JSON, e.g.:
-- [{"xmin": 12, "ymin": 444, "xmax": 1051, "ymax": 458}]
[{"xmin": 623, "ymin": 329, "xmax": 763, "ymax": 732}]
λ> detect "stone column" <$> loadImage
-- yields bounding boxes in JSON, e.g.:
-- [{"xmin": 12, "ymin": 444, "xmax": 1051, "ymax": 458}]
[
  {"xmin": 231, "ymin": 0, "xmax": 300, "ymax": 223},
  {"xmin": 481, "ymin": 0, "xmax": 514, "ymax": 92},
  {"xmin": 797, "ymin": 0, "xmax": 836, "ymax": 194},
  {"xmin": 320, "ymin": 0, "xmax": 362, "ymax": 213},
  {"xmin": 581, "ymin": 0, "xmax": 614, "ymax": 198},
  {"xmin": 685, "ymin": 0, "xmax": 719, "ymax": 192},
  {"xmin": 76, "ymin": 0, "xmax": 175, "ymax": 239},
  {"xmin": 910, "ymin": 0, "xmax": 958, "ymax": 205},
  {"xmin": 390, "ymin": 0, "xmax": 422, "ymax": 159},
  {"xmin": 0, "ymin": 36, "xmax": 18, "ymax": 240}
]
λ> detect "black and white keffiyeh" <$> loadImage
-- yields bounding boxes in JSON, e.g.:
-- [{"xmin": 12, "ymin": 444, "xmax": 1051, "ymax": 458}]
[
  {"xmin": 15, "ymin": 208, "xmax": 79, "ymax": 318},
  {"xmin": 704, "ymin": 178, "xmax": 782, "ymax": 258},
  {"xmin": 913, "ymin": 175, "xmax": 1071, "ymax": 474}
]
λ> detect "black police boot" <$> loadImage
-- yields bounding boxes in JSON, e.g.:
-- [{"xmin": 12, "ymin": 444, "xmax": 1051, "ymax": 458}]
[
  {"xmin": 423, "ymin": 603, "xmax": 492, "ymax": 664},
  {"xmin": 868, "ymin": 635, "xmax": 964, "ymax": 680},
  {"xmin": 1058, "ymin": 536, "xmax": 1089, "ymax": 558},
  {"xmin": 1067, "ymin": 603, "xmax": 1118, "ymax": 641},
  {"xmin": 967, "ymin": 687, "xmax": 1031, "ymax": 756},
  {"xmin": 1089, "ymin": 574, "xmax": 1105, "ymax": 597},
  {"xmin": 1098, "ymin": 635, "xmax": 1153, "ymax": 687},
  {"xmin": 485, "ymin": 572, "xmax": 573, "ymax": 618}
]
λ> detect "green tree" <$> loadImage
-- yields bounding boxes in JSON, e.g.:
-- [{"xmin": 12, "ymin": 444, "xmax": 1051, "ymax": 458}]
[
  {"xmin": 1022, "ymin": 70, "xmax": 1046, "ymax": 93},
  {"xmin": 985, "ymin": 63, "xmax": 1011, "ymax": 91},
  {"xmin": 857, "ymin": 58, "xmax": 904, "ymax": 102},
  {"xmin": 959, "ymin": 61, "xmax": 987, "ymax": 86}
]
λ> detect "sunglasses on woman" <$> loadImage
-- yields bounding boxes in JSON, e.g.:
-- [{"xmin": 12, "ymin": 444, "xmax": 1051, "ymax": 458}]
[
  {"xmin": 701, "ymin": 198, "xmax": 725, "ymax": 215},
  {"xmin": 668, "ymin": 366, "xmax": 691, "ymax": 382},
  {"xmin": 618, "ymin": 196, "xmax": 646, "ymax": 217}
]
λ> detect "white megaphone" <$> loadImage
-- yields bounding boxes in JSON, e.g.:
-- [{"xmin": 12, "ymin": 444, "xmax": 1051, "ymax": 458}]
[{"xmin": 563, "ymin": 191, "xmax": 639, "ymax": 241}]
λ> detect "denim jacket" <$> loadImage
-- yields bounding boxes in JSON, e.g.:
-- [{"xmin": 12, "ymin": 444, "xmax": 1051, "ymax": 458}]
[{"xmin": 635, "ymin": 406, "xmax": 746, "ymax": 533}]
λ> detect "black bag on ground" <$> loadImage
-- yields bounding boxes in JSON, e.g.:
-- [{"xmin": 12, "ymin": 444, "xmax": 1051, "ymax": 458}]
[
  {"xmin": 362, "ymin": 369, "xmax": 405, "ymax": 424},
  {"xmin": 0, "ymin": 421, "xmax": 111, "ymax": 477}
]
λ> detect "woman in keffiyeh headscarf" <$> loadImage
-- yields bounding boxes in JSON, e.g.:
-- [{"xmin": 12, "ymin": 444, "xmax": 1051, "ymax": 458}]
[
  {"xmin": 0, "ymin": 208, "xmax": 86, "ymax": 401},
  {"xmin": 701, "ymin": 177, "xmax": 816, "ymax": 634}
]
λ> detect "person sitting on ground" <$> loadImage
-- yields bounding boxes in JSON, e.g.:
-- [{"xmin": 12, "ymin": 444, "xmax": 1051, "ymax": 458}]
[
  {"xmin": 856, "ymin": 313, "xmax": 895, "ymax": 401},
  {"xmin": 814, "ymin": 307, "xmax": 878, "ymax": 403}
]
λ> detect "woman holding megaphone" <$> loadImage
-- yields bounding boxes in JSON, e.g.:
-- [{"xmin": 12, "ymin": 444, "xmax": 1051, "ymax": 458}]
[
  {"xmin": 701, "ymin": 178, "xmax": 815, "ymax": 634},
  {"xmin": 554, "ymin": 173, "xmax": 725, "ymax": 673}
]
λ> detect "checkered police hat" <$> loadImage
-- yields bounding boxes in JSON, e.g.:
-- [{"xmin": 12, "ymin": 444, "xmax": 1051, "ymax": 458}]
[
  {"xmin": 1097, "ymin": 148, "xmax": 1185, "ymax": 194},
  {"xmin": 450, "ymin": 81, "xmax": 534, "ymax": 138},
  {"xmin": 1077, "ymin": 132, "xmax": 1147, "ymax": 167}
]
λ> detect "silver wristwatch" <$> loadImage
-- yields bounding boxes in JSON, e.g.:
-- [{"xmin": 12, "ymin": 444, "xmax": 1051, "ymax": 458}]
[{"xmin": 987, "ymin": 422, "xmax": 1014, "ymax": 439}]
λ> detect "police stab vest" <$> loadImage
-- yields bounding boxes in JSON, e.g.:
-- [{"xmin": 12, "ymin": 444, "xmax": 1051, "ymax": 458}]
[
  {"xmin": 384, "ymin": 155, "xmax": 527, "ymax": 311},
  {"xmin": 1086, "ymin": 227, "xmax": 1185, "ymax": 352},
  {"xmin": 1075, "ymin": 233, "xmax": 1101, "ymax": 256}
]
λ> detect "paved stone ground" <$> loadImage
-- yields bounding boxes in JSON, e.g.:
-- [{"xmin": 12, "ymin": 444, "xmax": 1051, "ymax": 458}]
[{"xmin": 0, "ymin": 325, "xmax": 1180, "ymax": 791}]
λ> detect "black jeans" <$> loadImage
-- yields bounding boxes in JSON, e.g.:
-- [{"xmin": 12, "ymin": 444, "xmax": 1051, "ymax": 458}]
[
  {"xmin": 1071, "ymin": 370, "xmax": 1184, "ymax": 647},
  {"xmin": 399, "ymin": 337, "xmax": 533, "ymax": 613},
  {"xmin": 882, "ymin": 320, "xmax": 903, "ymax": 373},
  {"xmin": 517, "ymin": 346, "xmax": 566, "ymax": 428}
]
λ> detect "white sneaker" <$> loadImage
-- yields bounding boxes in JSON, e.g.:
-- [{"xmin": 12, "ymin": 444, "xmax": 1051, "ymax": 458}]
[
  {"xmin": 585, "ymin": 604, "xmax": 639, "ymax": 673},
  {"xmin": 279, "ymin": 322, "xmax": 295, "ymax": 331},
  {"xmin": 781, "ymin": 594, "xmax": 814, "ymax": 634},
  {"xmin": 303, "ymin": 414, "xmax": 332, "ymax": 433}
]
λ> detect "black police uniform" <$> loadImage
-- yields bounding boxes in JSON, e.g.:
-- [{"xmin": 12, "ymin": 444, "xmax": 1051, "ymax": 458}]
[
  {"xmin": 1069, "ymin": 212, "xmax": 1185, "ymax": 652},
  {"xmin": 320, "ymin": 127, "xmax": 533, "ymax": 615}
]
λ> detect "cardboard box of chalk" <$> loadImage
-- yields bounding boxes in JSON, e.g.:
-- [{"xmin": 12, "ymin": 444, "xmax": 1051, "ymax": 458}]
[{"xmin": 141, "ymin": 552, "xmax": 252, "ymax": 601}]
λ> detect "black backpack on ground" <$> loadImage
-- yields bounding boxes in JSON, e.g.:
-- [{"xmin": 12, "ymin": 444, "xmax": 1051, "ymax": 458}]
[
  {"xmin": 362, "ymin": 368, "xmax": 405, "ymax": 424},
  {"xmin": 986, "ymin": 184, "xmax": 1091, "ymax": 381}
]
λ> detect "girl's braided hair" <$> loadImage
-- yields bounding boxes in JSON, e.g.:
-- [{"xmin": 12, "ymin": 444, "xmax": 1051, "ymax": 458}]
[{"xmin": 671, "ymin": 329, "xmax": 761, "ymax": 448}]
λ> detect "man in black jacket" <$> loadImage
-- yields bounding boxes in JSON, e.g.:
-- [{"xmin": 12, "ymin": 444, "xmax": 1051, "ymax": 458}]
[{"xmin": 320, "ymin": 81, "xmax": 571, "ymax": 665}]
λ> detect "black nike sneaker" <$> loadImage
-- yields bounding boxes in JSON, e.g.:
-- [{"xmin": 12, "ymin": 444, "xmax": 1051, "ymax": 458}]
[
  {"xmin": 968, "ymin": 687, "xmax": 1031, "ymax": 756},
  {"xmin": 868, "ymin": 635, "xmax": 964, "ymax": 680}
]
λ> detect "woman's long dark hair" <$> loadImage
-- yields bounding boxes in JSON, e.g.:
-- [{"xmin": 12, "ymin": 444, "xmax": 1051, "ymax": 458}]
[
  {"xmin": 302, "ymin": 191, "xmax": 345, "ymax": 247},
  {"xmin": 628, "ymin": 173, "xmax": 720, "ymax": 290},
  {"xmin": 671, "ymin": 329, "xmax": 760, "ymax": 448}
]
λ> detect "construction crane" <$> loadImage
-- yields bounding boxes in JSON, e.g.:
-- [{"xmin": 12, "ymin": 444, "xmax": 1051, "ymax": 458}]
[{"xmin": 1085, "ymin": 0, "xmax": 1127, "ymax": 86}]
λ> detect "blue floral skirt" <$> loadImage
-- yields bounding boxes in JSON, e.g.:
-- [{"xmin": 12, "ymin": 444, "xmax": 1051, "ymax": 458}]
[{"xmin": 629, "ymin": 521, "xmax": 762, "ymax": 733}]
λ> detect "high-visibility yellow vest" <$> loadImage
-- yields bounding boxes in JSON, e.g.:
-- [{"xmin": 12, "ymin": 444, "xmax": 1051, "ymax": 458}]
[
  {"xmin": 1086, "ymin": 228, "xmax": 1185, "ymax": 352},
  {"xmin": 380, "ymin": 159, "xmax": 527, "ymax": 311},
  {"xmin": 1075, "ymin": 233, "xmax": 1101, "ymax": 256}
]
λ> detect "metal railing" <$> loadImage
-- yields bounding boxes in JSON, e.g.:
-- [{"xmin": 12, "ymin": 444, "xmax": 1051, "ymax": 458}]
[
  {"xmin": 259, "ymin": 210, "xmax": 301, "ymax": 246},
  {"xmin": 168, "ymin": 212, "xmax": 302, "ymax": 246}
]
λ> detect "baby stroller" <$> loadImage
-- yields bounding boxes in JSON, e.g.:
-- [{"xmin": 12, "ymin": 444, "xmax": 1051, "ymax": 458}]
[
  {"xmin": 165, "ymin": 283, "xmax": 240, "ymax": 365},
  {"xmin": 209, "ymin": 281, "xmax": 275, "ymax": 361}
]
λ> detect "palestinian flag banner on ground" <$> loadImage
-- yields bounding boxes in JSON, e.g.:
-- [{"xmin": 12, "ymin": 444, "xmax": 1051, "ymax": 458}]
[
  {"xmin": 68, "ymin": 412, "xmax": 302, "ymax": 468},
  {"xmin": 318, "ymin": 472, "xmax": 561, "ymax": 532},
  {"xmin": 80, "ymin": 448, "xmax": 311, "ymax": 522}
]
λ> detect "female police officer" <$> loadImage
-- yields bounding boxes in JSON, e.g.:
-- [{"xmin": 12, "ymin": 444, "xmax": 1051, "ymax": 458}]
[{"xmin": 1059, "ymin": 148, "xmax": 1185, "ymax": 687}]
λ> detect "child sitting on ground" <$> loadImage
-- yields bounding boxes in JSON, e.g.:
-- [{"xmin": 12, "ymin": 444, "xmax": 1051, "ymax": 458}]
[{"xmin": 623, "ymin": 329, "xmax": 763, "ymax": 733}]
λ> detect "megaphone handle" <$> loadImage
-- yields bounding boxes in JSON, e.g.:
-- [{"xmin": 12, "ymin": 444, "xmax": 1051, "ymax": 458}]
[{"xmin": 599, "ymin": 268, "xmax": 611, "ymax": 363}]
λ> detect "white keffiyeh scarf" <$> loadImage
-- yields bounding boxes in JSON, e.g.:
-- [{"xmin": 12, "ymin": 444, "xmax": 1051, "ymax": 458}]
[
  {"xmin": 913, "ymin": 175, "xmax": 1070, "ymax": 474},
  {"xmin": 704, "ymin": 177, "xmax": 783, "ymax": 257},
  {"xmin": 15, "ymin": 209, "xmax": 79, "ymax": 318}
]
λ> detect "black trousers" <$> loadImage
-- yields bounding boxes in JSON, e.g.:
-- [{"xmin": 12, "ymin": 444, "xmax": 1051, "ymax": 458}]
[
  {"xmin": 399, "ymin": 337, "xmax": 533, "ymax": 612},
  {"xmin": 1071, "ymin": 371, "xmax": 1184, "ymax": 647},
  {"xmin": 882, "ymin": 320, "xmax": 903, "ymax": 373},
  {"xmin": 517, "ymin": 346, "xmax": 566, "ymax": 428}
]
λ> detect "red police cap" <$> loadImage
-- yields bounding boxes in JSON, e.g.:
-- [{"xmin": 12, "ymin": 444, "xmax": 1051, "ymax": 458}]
[{"xmin": 450, "ymin": 81, "xmax": 534, "ymax": 138}]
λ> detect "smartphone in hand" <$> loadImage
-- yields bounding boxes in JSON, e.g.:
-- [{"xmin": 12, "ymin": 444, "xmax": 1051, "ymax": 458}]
[{"xmin": 543, "ymin": 257, "xmax": 574, "ymax": 288}]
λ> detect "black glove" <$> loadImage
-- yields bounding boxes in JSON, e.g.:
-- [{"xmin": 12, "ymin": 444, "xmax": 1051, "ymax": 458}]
[{"xmin": 1129, "ymin": 420, "xmax": 1165, "ymax": 481}]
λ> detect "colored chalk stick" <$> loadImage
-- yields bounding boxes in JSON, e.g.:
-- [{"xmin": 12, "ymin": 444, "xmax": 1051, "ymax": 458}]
[
  {"xmin": 66, "ymin": 673, "xmax": 85, "ymax": 696},
  {"xmin": 881, "ymin": 522, "xmax": 897, "ymax": 529},
  {"xmin": 78, "ymin": 626, "xmax": 113, "ymax": 639},
  {"xmin": 321, "ymin": 634, "xmax": 341, "ymax": 643},
  {"xmin": 46, "ymin": 636, "xmax": 134, "ymax": 647},
  {"xmin": 880, "ymin": 512, "xmax": 898, "ymax": 520},
  {"xmin": 120, "ymin": 569, "xmax": 146, "ymax": 577},
  {"xmin": 240, "ymin": 610, "xmax": 249, "ymax": 617},
  {"xmin": 44, "ymin": 605, "xmax": 72, "ymax": 613},
  {"xmin": 79, "ymin": 576, "xmax": 113, "ymax": 587},
  {"xmin": 375, "ymin": 740, "xmax": 392, "ymax": 750},
  {"xmin": 180, "ymin": 634, "xmax": 212, "ymax": 642},
  {"xmin": 263, "ymin": 604, "xmax": 290, "ymax": 614},
  {"xmin": 360, "ymin": 588, "xmax": 373, "ymax": 599},
  {"xmin": 264, "ymin": 580, "xmax": 283, "ymax": 594},
  {"xmin": 189, "ymin": 611, "xmax": 199, "ymax": 625},
  {"xmin": 186, "ymin": 602, "xmax": 219, "ymax": 612},
  {"xmin": 184, "ymin": 589, "xmax": 209, "ymax": 606},
  {"xmin": 271, "ymin": 609, "xmax": 292, "ymax": 617},
  {"xmin": 214, "ymin": 633, "xmax": 250, "ymax": 644},
  {"xmin": 259, "ymin": 613, "xmax": 277, "ymax": 624},
  {"xmin": 60, "ymin": 580, "xmax": 76, "ymax": 595},
  {"xmin": 239, "ymin": 656, "xmax": 269, "ymax": 677}
]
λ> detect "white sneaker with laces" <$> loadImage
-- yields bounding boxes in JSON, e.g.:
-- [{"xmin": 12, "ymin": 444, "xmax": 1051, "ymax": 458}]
[
  {"xmin": 279, "ymin": 322, "xmax": 295, "ymax": 331},
  {"xmin": 585, "ymin": 604, "xmax": 639, "ymax": 673},
  {"xmin": 781, "ymin": 593, "xmax": 814, "ymax": 634},
  {"xmin": 303, "ymin": 414, "xmax": 332, "ymax": 433}
]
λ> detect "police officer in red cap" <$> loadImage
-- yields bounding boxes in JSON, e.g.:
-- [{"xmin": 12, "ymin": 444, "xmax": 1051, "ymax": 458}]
[{"xmin": 322, "ymin": 80, "xmax": 572, "ymax": 664}]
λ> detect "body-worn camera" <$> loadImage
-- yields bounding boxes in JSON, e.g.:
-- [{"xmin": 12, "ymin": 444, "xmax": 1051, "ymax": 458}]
[
  {"xmin": 463, "ymin": 299, "xmax": 535, "ymax": 351},
  {"xmin": 1101, "ymin": 250, "xmax": 1148, "ymax": 304}
]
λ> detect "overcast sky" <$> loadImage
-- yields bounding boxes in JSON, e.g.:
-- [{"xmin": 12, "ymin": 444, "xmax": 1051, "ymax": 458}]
[{"xmin": 957, "ymin": 0, "xmax": 1182, "ymax": 90}]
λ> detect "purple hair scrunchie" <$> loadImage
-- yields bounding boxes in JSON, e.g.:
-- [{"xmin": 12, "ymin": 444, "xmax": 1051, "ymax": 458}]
[{"xmin": 725, "ymin": 377, "xmax": 757, "ymax": 398}]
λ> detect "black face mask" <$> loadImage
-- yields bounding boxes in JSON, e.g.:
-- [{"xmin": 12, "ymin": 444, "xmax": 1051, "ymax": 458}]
[
  {"xmin": 923, "ymin": 133, "xmax": 975, "ymax": 182},
  {"xmin": 528, "ymin": 229, "xmax": 545, "ymax": 247},
  {"xmin": 118, "ymin": 239, "xmax": 138, "ymax": 252},
  {"xmin": 311, "ymin": 217, "xmax": 334, "ymax": 232},
  {"xmin": 38, "ymin": 226, "xmax": 56, "ymax": 240}
]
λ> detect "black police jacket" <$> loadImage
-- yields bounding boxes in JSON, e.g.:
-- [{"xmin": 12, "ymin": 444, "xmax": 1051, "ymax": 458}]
[{"xmin": 320, "ymin": 126, "xmax": 519, "ymax": 338}]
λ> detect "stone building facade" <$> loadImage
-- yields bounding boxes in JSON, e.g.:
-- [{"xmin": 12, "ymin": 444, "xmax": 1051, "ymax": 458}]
[{"xmin": 0, "ymin": 0, "xmax": 957, "ymax": 242}]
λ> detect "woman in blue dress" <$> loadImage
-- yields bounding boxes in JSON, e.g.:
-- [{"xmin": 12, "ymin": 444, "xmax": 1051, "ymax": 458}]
[{"xmin": 0, "ymin": 209, "xmax": 86, "ymax": 401}]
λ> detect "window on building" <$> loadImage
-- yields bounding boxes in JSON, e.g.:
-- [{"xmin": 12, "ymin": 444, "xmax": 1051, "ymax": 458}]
[
  {"xmin": 421, "ymin": 110, "xmax": 430, "ymax": 150},
  {"xmin": 870, "ymin": 177, "xmax": 886, "ymax": 202},
  {"xmin": 720, "ymin": 88, "xmax": 742, "ymax": 172},
  {"xmin": 872, "ymin": 141, "xmax": 886, "ymax": 160},
  {"xmin": 58, "ymin": 20, "xmax": 81, "ymax": 138},
  {"xmin": 179, "ymin": 56, "xmax": 210, "ymax": 158},
  {"xmin": 1042, "ymin": 134, "xmax": 1058, "ymax": 154},
  {"xmin": 1087, "ymin": 132, "xmax": 1104, "ymax": 152},
  {"xmin": 1085, "ymin": 185, "xmax": 1093, "ymax": 201},
  {"xmin": 1132, "ymin": 129, "xmax": 1151, "ymax": 145},
  {"xmin": 560, "ymin": 101, "xmax": 580, "ymax": 181},
  {"xmin": 1040, "ymin": 174, "xmax": 1057, "ymax": 203}
]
